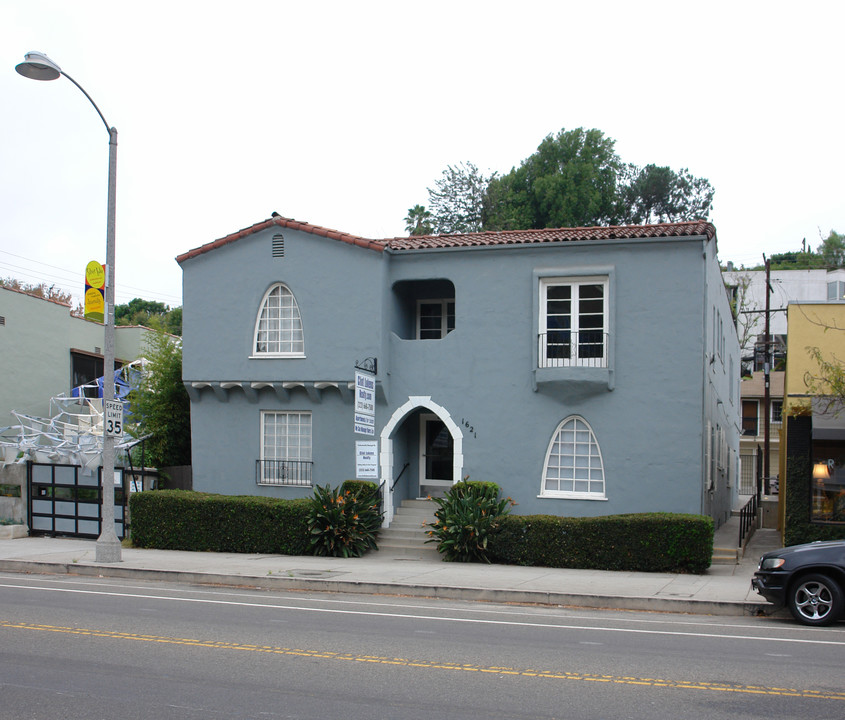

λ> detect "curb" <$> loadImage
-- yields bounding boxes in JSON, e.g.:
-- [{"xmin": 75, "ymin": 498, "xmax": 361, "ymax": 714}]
[{"xmin": 0, "ymin": 559, "xmax": 777, "ymax": 618}]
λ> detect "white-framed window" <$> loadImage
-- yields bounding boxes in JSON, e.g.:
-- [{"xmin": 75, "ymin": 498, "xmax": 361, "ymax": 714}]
[
  {"xmin": 417, "ymin": 299, "xmax": 455, "ymax": 339},
  {"xmin": 539, "ymin": 277, "xmax": 608, "ymax": 368},
  {"xmin": 259, "ymin": 411, "xmax": 312, "ymax": 485},
  {"xmin": 771, "ymin": 399, "xmax": 783, "ymax": 424},
  {"xmin": 541, "ymin": 416, "xmax": 606, "ymax": 499},
  {"xmin": 827, "ymin": 280, "xmax": 845, "ymax": 301},
  {"xmin": 253, "ymin": 283, "xmax": 305, "ymax": 357}
]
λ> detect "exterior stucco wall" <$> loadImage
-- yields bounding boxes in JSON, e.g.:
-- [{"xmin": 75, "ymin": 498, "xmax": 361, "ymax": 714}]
[
  {"xmin": 784, "ymin": 302, "xmax": 845, "ymax": 415},
  {"xmin": 182, "ymin": 228, "xmax": 740, "ymax": 522},
  {"xmin": 0, "ymin": 287, "xmax": 153, "ymax": 423}
]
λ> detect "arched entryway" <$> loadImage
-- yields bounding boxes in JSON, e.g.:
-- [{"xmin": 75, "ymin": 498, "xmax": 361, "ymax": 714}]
[{"xmin": 379, "ymin": 396, "xmax": 463, "ymax": 526}]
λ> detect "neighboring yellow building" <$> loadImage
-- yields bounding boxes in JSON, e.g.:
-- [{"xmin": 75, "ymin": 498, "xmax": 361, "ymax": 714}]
[{"xmin": 780, "ymin": 302, "xmax": 845, "ymax": 542}]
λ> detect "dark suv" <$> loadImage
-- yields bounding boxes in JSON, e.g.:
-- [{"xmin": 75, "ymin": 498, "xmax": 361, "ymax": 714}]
[{"xmin": 752, "ymin": 540, "xmax": 845, "ymax": 626}]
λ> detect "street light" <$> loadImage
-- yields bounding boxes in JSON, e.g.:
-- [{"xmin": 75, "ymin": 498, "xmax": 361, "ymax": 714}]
[{"xmin": 16, "ymin": 51, "xmax": 122, "ymax": 562}]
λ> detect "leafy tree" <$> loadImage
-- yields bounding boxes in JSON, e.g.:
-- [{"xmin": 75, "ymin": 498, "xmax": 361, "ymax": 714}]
[
  {"xmin": 616, "ymin": 164, "xmax": 714, "ymax": 224},
  {"xmin": 817, "ymin": 230, "xmax": 845, "ymax": 267},
  {"xmin": 764, "ymin": 251, "xmax": 827, "ymax": 270},
  {"xmin": 131, "ymin": 332, "xmax": 191, "ymax": 467},
  {"xmin": 725, "ymin": 270, "xmax": 763, "ymax": 366},
  {"xmin": 0, "ymin": 276, "xmax": 74, "ymax": 304},
  {"xmin": 404, "ymin": 204, "xmax": 433, "ymax": 236},
  {"xmin": 115, "ymin": 297, "xmax": 182, "ymax": 336},
  {"xmin": 482, "ymin": 127, "xmax": 622, "ymax": 230},
  {"xmin": 426, "ymin": 161, "xmax": 492, "ymax": 234}
]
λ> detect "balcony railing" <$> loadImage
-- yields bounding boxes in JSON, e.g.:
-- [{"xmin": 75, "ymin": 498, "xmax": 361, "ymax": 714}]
[
  {"xmin": 255, "ymin": 459, "xmax": 313, "ymax": 486},
  {"xmin": 538, "ymin": 331, "xmax": 608, "ymax": 368}
]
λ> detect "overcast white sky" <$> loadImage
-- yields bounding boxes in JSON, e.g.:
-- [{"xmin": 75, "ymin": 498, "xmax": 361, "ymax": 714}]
[{"xmin": 2, "ymin": 1, "xmax": 843, "ymax": 309}]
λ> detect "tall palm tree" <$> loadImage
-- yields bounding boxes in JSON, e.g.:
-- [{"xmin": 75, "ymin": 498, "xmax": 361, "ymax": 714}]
[{"xmin": 404, "ymin": 204, "xmax": 433, "ymax": 236}]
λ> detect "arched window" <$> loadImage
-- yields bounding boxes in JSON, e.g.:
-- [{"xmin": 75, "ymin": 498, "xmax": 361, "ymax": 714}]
[
  {"xmin": 541, "ymin": 416, "xmax": 606, "ymax": 499},
  {"xmin": 253, "ymin": 283, "xmax": 304, "ymax": 356}
]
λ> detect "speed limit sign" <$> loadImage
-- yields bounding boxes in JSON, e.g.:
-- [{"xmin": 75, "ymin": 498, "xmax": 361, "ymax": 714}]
[{"xmin": 104, "ymin": 400, "xmax": 124, "ymax": 438}]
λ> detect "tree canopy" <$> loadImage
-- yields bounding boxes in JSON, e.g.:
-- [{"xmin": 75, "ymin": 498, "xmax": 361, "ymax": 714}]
[
  {"xmin": 408, "ymin": 127, "xmax": 715, "ymax": 233},
  {"xmin": 817, "ymin": 230, "xmax": 845, "ymax": 267},
  {"xmin": 1, "ymin": 277, "xmax": 75, "ymax": 305},
  {"xmin": 616, "ymin": 164, "xmax": 714, "ymax": 225},
  {"xmin": 404, "ymin": 204, "xmax": 433, "ymax": 236},
  {"xmin": 131, "ymin": 332, "xmax": 191, "ymax": 467},
  {"xmin": 426, "ymin": 161, "xmax": 492, "ymax": 234},
  {"xmin": 116, "ymin": 298, "xmax": 182, "ymax": 335},
  {"xmin": 483, "ymin": 128, "xmax": 622, "ymax": 230}
]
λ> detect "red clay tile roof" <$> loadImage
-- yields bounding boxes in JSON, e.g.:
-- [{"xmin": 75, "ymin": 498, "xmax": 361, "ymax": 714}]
[
  {"xmin": 175, "ymin": 216, "xmax": 385, "ymax": 264},
  {"xmin": 383, "ymin": 220, "xmax": 716, "ymax": 250},
  {"xmin": 175, "ymin": 216, "xmax": 715, "ymax": 264}
]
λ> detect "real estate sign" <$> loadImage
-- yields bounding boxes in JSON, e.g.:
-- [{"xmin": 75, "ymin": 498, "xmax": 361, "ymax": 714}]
[
  {"xmin": 354, "ymin": 369, "xmax": 375, "ymax": 435},
  {"xmin": 355, "ymin": 440, "xmax": 378, "ymax": 479}
]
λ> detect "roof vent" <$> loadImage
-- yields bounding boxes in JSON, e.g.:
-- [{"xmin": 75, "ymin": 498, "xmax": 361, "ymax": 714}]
[
  {"xmin": 272, "ymin": 234, "xmax": 285, "ymax": 258},
  {"xmin": 0, "ymin": 316, "xmax": 5, "ymax": 326}
]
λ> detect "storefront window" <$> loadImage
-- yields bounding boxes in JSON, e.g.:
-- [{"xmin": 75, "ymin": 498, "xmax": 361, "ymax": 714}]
[{"xmin": 811, "ymin": 447, "xmax": 845, "ymax": 523}]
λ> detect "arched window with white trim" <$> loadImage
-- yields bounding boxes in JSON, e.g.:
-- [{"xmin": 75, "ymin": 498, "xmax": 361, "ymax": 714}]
[
  {"xmin": 253, "ymin": 283, "xmax": 305, "ymax": 357},
  {"xmin": 541, "ymin": 416, "xmax": 606, "ymax": 499}
]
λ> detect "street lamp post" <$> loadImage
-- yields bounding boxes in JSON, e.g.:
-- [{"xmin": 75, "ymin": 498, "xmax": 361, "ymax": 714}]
[{"xmin": 16, "ymin": 51, "xmax": 122, "ymax": 562}]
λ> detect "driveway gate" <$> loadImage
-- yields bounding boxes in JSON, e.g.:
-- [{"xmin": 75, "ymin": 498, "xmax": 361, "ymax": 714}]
[{"xmin": 27, "ymin": 462, "xmax": 127, "ymax": 539}]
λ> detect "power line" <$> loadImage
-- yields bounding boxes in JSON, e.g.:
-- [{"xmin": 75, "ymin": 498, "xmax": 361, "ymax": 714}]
[{"xmin": 0, "ymin": 250, "xmax": 181, "ymax": 306}]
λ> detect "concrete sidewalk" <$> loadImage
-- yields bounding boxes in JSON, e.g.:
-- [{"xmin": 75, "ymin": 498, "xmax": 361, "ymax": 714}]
[{"xmin": 0, "ymin": 524, "xmax": 785, "ymax": 618}]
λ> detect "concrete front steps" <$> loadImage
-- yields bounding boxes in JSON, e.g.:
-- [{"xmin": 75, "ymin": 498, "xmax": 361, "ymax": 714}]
[
  {"xmin": 376, "ymin": 498, "xmax": 440, "ymax": 559},
  {"xmin": 710, "ymin": 546, "xmax": 741, "ymax": 565}
]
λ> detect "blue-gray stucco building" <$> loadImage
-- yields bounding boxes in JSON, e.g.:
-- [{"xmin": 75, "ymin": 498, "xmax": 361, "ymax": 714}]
[{"xmin": 177, "ymin": 215, "xmax": 741, "ymax": 529}]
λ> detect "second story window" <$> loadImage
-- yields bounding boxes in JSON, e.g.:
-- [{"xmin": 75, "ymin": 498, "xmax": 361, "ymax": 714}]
[
  {"xmin": 417, "ymin": 300, "xmax": 455, "ymax": 339},
  {"xmin": 253, "ymin": 283, "xmax": 305, "ymax": 357},
  {"xmin": 391, "ymin": 279, "xmax": 455, "ymax": 340},
  {"xmin": 827, "ymin": 280, "xmax": 845, "ymax": 301},
  {"xmin": 742, "ymin": 400, "xmax": 758, "ymax": 436},
  {"xmin": 539, "ymin": 277, "xmax": 608, "ymax": 368},
  {"xmin": 771, "ymin": 399, "xmax": 783, "ymax": 424}
]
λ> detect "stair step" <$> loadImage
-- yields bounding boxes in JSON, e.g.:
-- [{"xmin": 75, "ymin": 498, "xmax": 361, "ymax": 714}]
[
  {"xmin": 710, "ymin": 546, "xmax": 739, "ymax": 565},
  {"xmin": 380, "ymin": 529, "xmax": 430, "ymax": 542},
  {"xmin": 376, "ymin": 499, "xmax": 440, "ymax": 558}
]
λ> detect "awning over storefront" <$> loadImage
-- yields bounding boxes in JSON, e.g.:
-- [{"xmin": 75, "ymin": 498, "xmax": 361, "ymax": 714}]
[{"xmin": 812, "ymin": 397, "xmax": 845, "ymax": 440}]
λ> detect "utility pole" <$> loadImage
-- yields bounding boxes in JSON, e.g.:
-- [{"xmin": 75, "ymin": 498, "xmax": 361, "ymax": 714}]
[{"xmin": 763, "ymin": 255, "xmax": 772, "ymax": 496}]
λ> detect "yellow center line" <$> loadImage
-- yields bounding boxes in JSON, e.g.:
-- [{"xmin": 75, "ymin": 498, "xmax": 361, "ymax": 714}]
[{"xmin": 2, "ymin": 620, "xmax": 843, "ymax": 701}]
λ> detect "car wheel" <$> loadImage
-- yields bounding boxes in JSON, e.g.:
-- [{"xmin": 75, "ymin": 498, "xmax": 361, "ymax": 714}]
[{"xmin": 787, "ymin": 573, "xmax": 843, "ymax": 626}]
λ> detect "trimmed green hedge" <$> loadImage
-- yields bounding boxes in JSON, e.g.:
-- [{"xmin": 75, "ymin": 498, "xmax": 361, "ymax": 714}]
[
  {"xmin": 489, "ymin": 512, "xmax": 714, "ymax": 574},
  {"xmin": 129, "ymin": 490, "xmax": 310, "ymax": 554}
]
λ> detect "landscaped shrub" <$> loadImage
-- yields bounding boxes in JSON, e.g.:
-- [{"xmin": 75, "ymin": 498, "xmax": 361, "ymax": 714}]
[
  {"xmin": 490, "ymin": 512, "xmax": 713, "ymax": 574},
  {"xmin": 426, "ymin": 481, "xmax": 514, "ymax": 562},
  {"xmin": 307, "ymin": 483, "xmax": 383, "ymax": 558},
  {"xmin": 129, "ymin": 490, "xmax": 310, "ymax": 554},
  {"xmin": 448, "ymin": 479, "xmax": 500, "ymax": 499}
]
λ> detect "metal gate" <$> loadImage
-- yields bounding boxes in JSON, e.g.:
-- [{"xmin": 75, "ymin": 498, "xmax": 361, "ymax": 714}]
[{"xmin": 27, "ymin": 462, "xmax": 126, "ymax": 539}]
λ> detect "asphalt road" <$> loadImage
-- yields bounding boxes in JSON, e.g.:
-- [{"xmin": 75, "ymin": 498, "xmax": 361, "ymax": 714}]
[{"xmin": 0, "ymin": 572, "xmax": 843, "ymax": 719}]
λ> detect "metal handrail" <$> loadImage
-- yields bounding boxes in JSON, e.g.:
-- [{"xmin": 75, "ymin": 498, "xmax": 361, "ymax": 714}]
[
  {"xmin": 391, "ymin": 462, "xmax": 410, "ymax": 491},
  {"xmin": 738, "ymin": 493, "xmax": 758, "ymax": 549}
]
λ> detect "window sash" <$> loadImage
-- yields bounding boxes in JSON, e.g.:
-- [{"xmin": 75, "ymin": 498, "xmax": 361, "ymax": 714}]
[
  {"xmin": 254, "ymin": 284, "xmax": 305, "ymax": 356},
  {"xmin": 260, "ymin": 411, "xmax": 312, "ymax": 484},
  {"xmin": 542, "ymin": 417, "xmax": 606, "ymax": 498},
  {"xmin": 540, "ymin": 278, "xmax": 607, "ymax": 367},
  {"xmin": 417, "ymin": 299, "xmax": 455, "ymax": 340}
]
